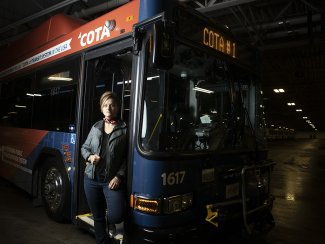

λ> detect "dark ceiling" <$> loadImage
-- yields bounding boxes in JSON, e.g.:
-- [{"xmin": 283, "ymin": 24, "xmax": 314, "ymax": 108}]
[{"xmin": 0, "ymin": 0, "xmax": 324, "ymax": 132}]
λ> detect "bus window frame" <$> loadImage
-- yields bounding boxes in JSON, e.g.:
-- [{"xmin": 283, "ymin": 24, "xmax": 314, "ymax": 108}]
[{"xmin": 75, "ymin": 39, "xmax": 134, "ymax": 218}]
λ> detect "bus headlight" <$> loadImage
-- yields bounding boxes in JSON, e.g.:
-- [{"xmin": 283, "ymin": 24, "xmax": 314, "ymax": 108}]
[
  {"xmin": 133, "ymin": 196, "xmax": 161, "ymax": 214},
  {"xmin": 163, "ymin": 193, "xmax": 193, "ymax": 214}
]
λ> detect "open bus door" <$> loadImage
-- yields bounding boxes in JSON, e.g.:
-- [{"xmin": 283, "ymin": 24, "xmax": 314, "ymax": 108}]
[{"xmin": 74, "ymin": 39, "xmax": 133, "ymax": 242}]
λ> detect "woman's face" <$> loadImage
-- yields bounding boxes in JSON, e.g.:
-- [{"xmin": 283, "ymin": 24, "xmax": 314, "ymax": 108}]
[{"xmin": 101, "ymin": 98, "xmax": 119, "ymax": 119}]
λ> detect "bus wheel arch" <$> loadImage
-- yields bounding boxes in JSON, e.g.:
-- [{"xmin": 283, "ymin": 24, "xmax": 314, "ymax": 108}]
[{"xmin": 37, "ymin": 151, "xmax": 71, "ymax": 222}]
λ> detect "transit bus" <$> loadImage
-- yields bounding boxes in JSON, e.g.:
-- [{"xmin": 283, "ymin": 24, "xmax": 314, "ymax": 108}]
[{"xmin": 0, "ymin": 0, "xmax": 274, "ymax": 242}]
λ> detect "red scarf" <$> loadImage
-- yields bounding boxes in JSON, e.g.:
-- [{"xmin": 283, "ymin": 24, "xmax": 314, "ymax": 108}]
[{"xmin": 104, "ymin": 117, "xmax": 117, "ymax": 125}]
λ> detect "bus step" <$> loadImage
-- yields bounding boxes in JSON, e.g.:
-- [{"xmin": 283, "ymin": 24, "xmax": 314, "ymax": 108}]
[{"xmin": 76, "ymin": 213, "xmax": 124, "ymax": 243}]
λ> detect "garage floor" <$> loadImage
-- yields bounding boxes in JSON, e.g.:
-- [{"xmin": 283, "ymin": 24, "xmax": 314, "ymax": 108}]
[{"xmin": 1, "ymin": 139, "xmax": 325, "ymax": 243}]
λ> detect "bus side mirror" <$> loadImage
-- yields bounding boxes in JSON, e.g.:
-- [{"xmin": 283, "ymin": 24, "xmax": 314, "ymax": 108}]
[{"xmin": 151, "ymin": 21, "xmax": 175, "ymax": 70}]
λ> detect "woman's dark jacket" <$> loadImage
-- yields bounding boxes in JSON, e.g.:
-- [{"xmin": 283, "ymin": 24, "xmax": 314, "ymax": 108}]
[{"xmin": 81, "ymin": 120, "xmax": 127, "ymax": 182}]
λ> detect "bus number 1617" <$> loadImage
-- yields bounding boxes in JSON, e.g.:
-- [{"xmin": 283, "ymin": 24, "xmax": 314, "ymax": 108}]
[{"xmin": 161, "ymin": 171, "xmax": 186, "ymax": 186}]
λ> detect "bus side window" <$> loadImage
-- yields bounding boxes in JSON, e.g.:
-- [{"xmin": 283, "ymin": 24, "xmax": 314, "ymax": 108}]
[
  {"xmin": 32, "ymin": 58, "xmax": 79, "ymax": 132},
  {"xmin": 0, "ymin": 77, "xmax": 33, "ymax": 128}
]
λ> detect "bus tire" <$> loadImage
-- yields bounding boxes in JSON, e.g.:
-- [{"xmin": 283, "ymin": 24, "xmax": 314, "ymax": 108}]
[{"xmin": 40, "ymin": 157, "xmax": 70, "ymax": 222}]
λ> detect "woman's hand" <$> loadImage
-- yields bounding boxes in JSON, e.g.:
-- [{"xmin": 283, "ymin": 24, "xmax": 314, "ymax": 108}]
[
  {"xmin": 108, "ymin": 176, "xmax": 121, "ymax": 190},
  {"xmin": 88, "ymin": 154, "xmax": 100, "ymax": 165}
]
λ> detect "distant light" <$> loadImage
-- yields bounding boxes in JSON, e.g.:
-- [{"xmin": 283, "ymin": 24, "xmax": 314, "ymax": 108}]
[
  {"xmin": 303, "ymin": 117, "xmax": 308, "ymax": 119},
  {"xmin": 271, "ymin": 124, "xmax": 274, "ymax": 127},
  {"xmin": 296, "ymin": 109, "xmax": 302, "ymax": 112},
  {"xmin": 273, "ymin": 88, "xmax": 285, "ymax": 93},
  {"xmin": 287, "ymin": 102, "xmax": 295, "ymax": 106},
  {"xmin": 286, "ymin": 193, "xmax": 295, "ymax": 201},
  {"xmin": 278, "ymin": 21, "xmax": 284, "ymax": 25},
  {"xmin": 180, "ymin": 71, "xmax": 187, "ymax": 78}
]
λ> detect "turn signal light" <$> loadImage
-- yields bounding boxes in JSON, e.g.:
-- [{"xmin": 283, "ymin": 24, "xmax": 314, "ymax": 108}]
[{"xmin": 133, "ymin": 196, "xmax": 161, "ymax": 214}]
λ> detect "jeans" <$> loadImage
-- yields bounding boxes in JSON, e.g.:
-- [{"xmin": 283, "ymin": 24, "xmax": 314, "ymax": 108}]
[{"xmin": 84, "ymin": 175, "xmax": 125, "ymax": 244}]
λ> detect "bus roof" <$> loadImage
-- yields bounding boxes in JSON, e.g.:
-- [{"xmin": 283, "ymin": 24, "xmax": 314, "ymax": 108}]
[
  {"xmin": 0, "ymin": 0, "xmax": 140, "ymax": 80},
  {"xmin": 0, "ymin": 14, "xmax": 85, "ymax": 69}
]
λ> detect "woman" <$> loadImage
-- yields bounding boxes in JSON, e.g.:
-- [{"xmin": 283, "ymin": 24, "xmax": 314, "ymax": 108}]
[{"xmin": 81, "ymin": 91, "xmax": 127, "ymax": 244}]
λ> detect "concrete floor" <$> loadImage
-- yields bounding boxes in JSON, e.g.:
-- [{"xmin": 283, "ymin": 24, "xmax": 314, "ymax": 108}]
[{"xmin": 1, "ymin": 139, "xmax": 325, "ymax": 243}]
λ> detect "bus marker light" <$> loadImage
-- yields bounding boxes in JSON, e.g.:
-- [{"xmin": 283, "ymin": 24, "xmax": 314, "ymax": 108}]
[
  {"xmin": 105, "ymin": 19, "xmax": 116, "ymax": 31},
  {"xmin": 130, "ymin": 194, "xmax": 134, "ymax": 208}
]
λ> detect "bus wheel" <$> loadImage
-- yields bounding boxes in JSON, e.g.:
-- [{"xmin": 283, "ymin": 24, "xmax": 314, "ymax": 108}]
[{"xmin": 41, "ymin": 158, "xmax": 70, "ymax": 222}]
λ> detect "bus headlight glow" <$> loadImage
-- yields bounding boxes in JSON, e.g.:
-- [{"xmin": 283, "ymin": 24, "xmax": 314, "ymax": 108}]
[
  {"xmin": 163, "ymin": 193, "xmax": 193, "ymax": 214},
  {"xmin": 134, "ymin": 197, "xmax": 161, "ymax": 214}
]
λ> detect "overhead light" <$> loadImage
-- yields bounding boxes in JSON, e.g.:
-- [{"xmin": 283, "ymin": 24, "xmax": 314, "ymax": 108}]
[
  {"xmin": 296, "ymin": 109, "xmax": 302, "ymax": 112},
  {"xmin": 273, "ymin": 88, "xmax": 285, "ymax": 93},
  {"xmin": 302, "ymin": 117, "xmax": 308, "ymax": 119},
  {"xmin": 147, "ymin": 76, "xmax": 160, "ymax": 80},
  {"xmin": 48, "ymin": 76, "xmax": 72, "ymax": 81},
  {"xmin": 48, "ymin": 71, "xmax": 72, "ymax": 81},
  {"xmin": 15, "ymin": 105, "xmax": 26, "ymax": 108},
  {"xmin": 117, "ymin": 80, "xmax": 132, "ymax": 85},
  {"xmin": 287, "ymin": 102, "xmax": 295, "ymax": 106},
  {"xmin": 26, "ymin": 93, "xmax": 42, "ymax": 97},
  {"xmin": 193, "ymin": 87, "xmax": 214, "ymax": 94}
]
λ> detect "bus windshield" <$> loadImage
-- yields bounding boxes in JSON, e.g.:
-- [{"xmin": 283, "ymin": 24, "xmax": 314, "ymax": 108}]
[{"xmin": 140, "ymin": 43, "xmax": 259, "ymax": 153}]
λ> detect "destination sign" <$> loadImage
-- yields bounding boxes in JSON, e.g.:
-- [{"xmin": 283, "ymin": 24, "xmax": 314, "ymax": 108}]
[
  {"xmin": 176, "ymin": 8, "xmax": 237, "ymax": 59},
  {"xmin": 202, "ymin": 27, "xmax": 236, "ymax": 58}
]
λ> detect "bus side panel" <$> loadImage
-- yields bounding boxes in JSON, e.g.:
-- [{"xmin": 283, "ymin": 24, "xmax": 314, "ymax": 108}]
[
  {"xmin": 0, "ymin": 127, "xmax": 48, "ymax": 192},
  {"xmin": 0, "ymin": 126, "xmax": 76, "ymax": 193}
]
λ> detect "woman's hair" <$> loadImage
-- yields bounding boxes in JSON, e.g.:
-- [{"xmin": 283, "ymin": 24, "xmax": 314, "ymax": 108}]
[{"xmin": 99, "ymin": 91, "xmax": 120, "ymax": 109}]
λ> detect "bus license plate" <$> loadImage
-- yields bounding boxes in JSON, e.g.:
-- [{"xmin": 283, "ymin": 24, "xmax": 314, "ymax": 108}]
[{"xmin": 225, "ymin": 183, "xmax": 239, "ymax": 199}]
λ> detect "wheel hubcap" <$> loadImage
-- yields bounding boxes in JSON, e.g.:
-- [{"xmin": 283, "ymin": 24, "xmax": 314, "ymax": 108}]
[{"xmin": 43, "ymin": 167, "xmax": 63, "ymax": 212}]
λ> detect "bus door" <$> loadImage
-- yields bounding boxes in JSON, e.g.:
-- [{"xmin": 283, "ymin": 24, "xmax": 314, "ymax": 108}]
[{"xmin": 75, "ymin": 40, "xmax": 133, "ymax": 238}]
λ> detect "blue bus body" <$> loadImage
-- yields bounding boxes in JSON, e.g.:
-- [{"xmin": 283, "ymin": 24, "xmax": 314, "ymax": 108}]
[{"xmin": 0, "ymin": 0, "xmax": 274, "ymax": 242}]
